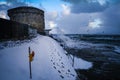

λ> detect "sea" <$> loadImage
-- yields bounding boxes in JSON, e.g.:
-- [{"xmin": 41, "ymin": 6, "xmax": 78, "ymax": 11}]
[{"xmin": 51, "ymin": 34, "xmax": 120, "ymax": 80}]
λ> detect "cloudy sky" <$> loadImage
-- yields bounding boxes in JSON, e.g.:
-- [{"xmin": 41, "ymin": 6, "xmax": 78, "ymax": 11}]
[{"xmin": 0, "ymin": 0, "xmax": 120, "ymax": 34}]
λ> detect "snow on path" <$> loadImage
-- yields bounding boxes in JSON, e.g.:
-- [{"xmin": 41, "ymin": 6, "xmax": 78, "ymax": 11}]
[{"xmin": 0, "ymin": 35, "xmax": 77, "ymax": 80}]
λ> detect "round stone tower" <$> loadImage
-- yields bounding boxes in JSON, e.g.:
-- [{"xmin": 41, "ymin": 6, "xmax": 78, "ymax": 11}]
[{"xmin": 8, "ymin": 6, "xmax": 45, "ymax": 33}]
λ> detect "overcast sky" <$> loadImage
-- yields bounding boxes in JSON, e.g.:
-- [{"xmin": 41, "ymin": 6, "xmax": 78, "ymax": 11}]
[{"xmin": 0, "ymin": 0, "xmax": 120, "ymax": 34}]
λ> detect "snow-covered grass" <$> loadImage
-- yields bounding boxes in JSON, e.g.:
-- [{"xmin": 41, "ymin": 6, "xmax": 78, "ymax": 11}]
[
  {"xmin": 114, "ymin": 46, "xmax": 120, "ymax": 54},
  {"xmin": 74, "ymin": 57, "xmax": 92, "ymax": 69},
  {"xmin": 67, "ymin": 55, "xmax": 92, "ymax": 70},
  {"xmin": 0, "ymin": 35, "xmax": 77, "ymax": 80}
]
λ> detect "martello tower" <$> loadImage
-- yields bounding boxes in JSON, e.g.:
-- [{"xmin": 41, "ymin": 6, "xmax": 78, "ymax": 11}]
[{"xmin": 8, "ymin": 6, "xmax": 45, "ymax": 33}]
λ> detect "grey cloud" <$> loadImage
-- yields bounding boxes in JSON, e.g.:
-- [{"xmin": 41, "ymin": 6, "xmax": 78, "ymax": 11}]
[
  {"xmin": 0, "ymin": 4, "xmax": 10, "ymax": 10},
  {"xmin": 101, "ymin": 4, "xmax": 120, "ymax": 34},
  {"xmin": 62, "ymin": 0, "xmax": 88, "ymax": 4},
  {"xmin": 5, "ymin": 0, "xmax": 18, "ymax": 3},
  {"xmin": 107, "ymin": 0, "xmax": 120, "ymax": 5},
  {"xmin": 0, "ymin": 1, "xmax": 27, "ymax": 11},
  {"xmin": 0, "ymin": 0, "xmax": 44, "ymax": 11},
  {"xmin": 62, "ymin": 0, "xmax": 120, "ymax": 13},
  {"xmin": 55, "ymin": 4, "xmax": 120, "ymax": 34},
  {"xmin": 11, "ymin": 2, "xmax": 27, "ymax": 7},
  {"xmin": 55, "ymin": 13, "xmax": 91, "ymax": 34},
  {"xmin": 62, "ymin": 0, "xmax": 120, "ymax": 5},
  {"xmin": 71, "ymin": 2, "xmax": 107, "ymax": 13},
  {"xmin": 59, "ymin": 0, "xmax": 120, "ymax": 34},
  {"xmin": 0, "ymin": 0, "xmax": 27, "ymax": 19},
  {"xmin": 45, "ymin": 12, "xmax": 58, "ymax": 21}
]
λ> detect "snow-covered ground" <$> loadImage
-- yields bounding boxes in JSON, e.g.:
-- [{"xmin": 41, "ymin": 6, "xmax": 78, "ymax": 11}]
[
  {"xmin": 66, "ymin": 55, "xmax": 92, "ymax": 70},
  {"xmin": 114, "ymin": 46, "xmax": 120, "ymax": 54},
  {"xmin": 0, "ymin": 35, "xmax": 77, "ymax": 80},
  {"xmin": 74, "ymin": 57, "xmax": 92, "ymax": 69}
]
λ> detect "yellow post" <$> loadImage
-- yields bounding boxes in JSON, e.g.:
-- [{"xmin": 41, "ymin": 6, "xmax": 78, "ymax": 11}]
[{"xmin": 28, "ymin": 47, "xmax": 32, "ymax": 79}]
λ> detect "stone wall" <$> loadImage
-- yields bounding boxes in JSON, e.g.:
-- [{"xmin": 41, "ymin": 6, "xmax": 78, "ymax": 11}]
[
  {"xmin": 8, "ymin": 6, "xmax": 45, "ymax": 33},
  {"xmin": 0, "ymin": 18, "xmax": 29, "ymax": 40}
]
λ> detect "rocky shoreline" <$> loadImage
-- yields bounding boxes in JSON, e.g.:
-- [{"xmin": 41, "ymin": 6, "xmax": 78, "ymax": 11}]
[
  {"xmin": 51, "ymin": 34, "xmax": 120, "ymax": 80},
  {"xmin": 66, "ymin": 45, "xmax": 120, "ymax": 80}
]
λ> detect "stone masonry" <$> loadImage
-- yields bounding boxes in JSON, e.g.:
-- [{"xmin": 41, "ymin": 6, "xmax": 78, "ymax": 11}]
[{"xmin": 8, "ymin": 6, "xmax": 45, "ymax": 33}]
